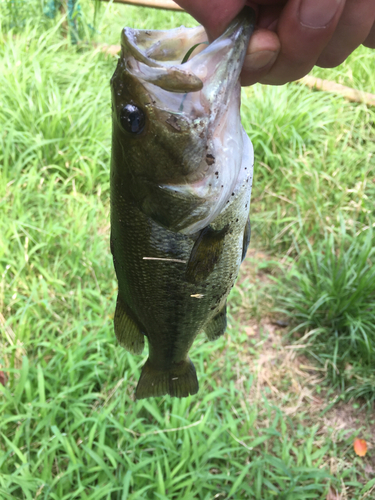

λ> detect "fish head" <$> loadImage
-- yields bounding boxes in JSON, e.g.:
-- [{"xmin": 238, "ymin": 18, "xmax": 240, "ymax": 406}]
[{"xmin": 111, "ymin": 8, "xmax": 255, "ymax": 232}]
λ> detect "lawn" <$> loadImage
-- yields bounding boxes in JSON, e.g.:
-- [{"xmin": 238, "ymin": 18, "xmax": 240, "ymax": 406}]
[{"xmin": 1, "ymin": 1, "xmax": 375, "ymax": 499}]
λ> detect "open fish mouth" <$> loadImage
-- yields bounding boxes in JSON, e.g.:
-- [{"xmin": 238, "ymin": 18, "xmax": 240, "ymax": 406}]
[{"xmin": 120, "ymin": 8, "xmax": 255, "ymax": 115}]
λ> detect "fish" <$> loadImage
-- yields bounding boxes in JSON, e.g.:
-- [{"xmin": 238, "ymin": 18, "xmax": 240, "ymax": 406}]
[{"xmin": 110, "ymin": 8, "xmax": 255, "ymax": 399}]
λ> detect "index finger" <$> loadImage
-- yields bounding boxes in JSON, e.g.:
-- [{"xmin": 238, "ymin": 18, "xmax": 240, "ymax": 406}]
[{"xmin": 254, "ymin": 0, "xmax": 347, "ymax": 84}]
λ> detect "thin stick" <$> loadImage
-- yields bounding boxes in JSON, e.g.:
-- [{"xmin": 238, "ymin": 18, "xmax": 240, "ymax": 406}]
[
  {"xmin": 99, "ymin": 0, "xmax": 183, "ymax": 10},
  {"xmin": 144, "ymin": 416, "xmax": 203, "ymax": 436},
  {"xmin": 227, "ymin": 430, "xmax": 254, "ymax": 452},
  {"xmin": 299, "ymin": 75, "xmax": 375, "ymax": 107},
  {"xmin": 143, "ymin": 257, "xmax": 187, "ymax": 264},
  {"xmin": 114, "ymin": 416, "xmax": 203, "ymax": 438}
]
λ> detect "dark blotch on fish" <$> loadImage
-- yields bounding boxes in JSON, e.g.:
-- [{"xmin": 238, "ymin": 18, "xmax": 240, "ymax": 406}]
[
  {"xmin": 166, "ymin": 115, "xmax": 181, "ymax": 131},
  {"xmin": 205, "ymin": 154, "xmax": 215, "ymax": 165}
]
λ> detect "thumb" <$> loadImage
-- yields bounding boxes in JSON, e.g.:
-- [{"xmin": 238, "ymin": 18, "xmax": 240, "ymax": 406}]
[{"xmin": 240, "ymin": 28, "xmax": 280, "ymax": 85}]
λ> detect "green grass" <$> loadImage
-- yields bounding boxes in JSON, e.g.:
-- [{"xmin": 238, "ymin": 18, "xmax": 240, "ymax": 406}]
[
  {"xmin": 311, "ymin": 45, "xmax": 375, "ymax": 93},
  {"xmin": 0, "ymin": 335, "xmax": 338, "ymax": 499},
  {"xmin": 241, "ymin": 83, "xmax": 375, "ymax": 249},
  {"xmin": 1, "ymin": 1, "xmax": 375, "ymax": 498},
  {"xmin": 275, "ymin": 223, "xmax": 375, "ymax": 400}
]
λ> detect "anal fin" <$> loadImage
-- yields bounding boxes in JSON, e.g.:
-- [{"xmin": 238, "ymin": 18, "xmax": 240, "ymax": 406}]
[
  {"xmin": 135, "ymin": 358, "xmax": 198, "ymax": 399},
  {"xmin": 186, "ymin": 225, "xmax": 228, "ymax": 284},
  {"xmin": 114, "ymin": 294, "xmax": 144, "ymax": 355},
  {"xmin": 205, "ymin": 303, "xmax": 227, "ymax": 340}
]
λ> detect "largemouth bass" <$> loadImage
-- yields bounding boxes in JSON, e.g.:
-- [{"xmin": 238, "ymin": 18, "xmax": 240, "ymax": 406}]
[{"xmin": 110, "ymin": 9, "xmax": 255, "ymax": 399}]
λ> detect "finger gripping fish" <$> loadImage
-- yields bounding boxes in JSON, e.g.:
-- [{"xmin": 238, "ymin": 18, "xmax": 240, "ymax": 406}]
[{"xmin": 110, "ymin": 9, "xmax": 255, "ymax": 399}]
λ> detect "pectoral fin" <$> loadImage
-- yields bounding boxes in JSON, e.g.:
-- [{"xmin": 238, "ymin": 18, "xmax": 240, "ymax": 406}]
[
  {"xmin": 205, "ymin": 303, "xmax": 227, "ymax": 340},
  {"xmin": 242, "ymin": 218, "xmax": 251, "ymax": 262},
  {"xmin": 186, "ymin": 225, "xmax": 228, "ymax": 284},
  {"xmin": 114, "ymin": 295, "xmax": 145, "ymax": 355}
]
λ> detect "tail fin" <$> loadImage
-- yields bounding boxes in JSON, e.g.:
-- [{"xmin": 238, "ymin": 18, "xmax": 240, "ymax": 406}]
[{"xmin": 135, "ymin": 358, "xmax": 199, "ymax": 399}]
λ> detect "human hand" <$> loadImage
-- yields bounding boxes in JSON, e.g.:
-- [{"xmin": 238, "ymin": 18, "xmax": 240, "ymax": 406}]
[{"xmin": 174, "ymin": 0, "xmax": 375, "ymax": 85}]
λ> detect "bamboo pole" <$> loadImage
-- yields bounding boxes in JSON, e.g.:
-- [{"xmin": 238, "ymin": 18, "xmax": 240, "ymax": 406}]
[
  {"xmin": 98, "ymin": 0, "xmax": 183, "ymax": 10},
  {"xmin": 299, "ymin": 75, "xmax": 375, "ymax": 107}
]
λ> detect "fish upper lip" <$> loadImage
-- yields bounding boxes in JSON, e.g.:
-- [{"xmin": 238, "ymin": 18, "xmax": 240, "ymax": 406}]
[{"xmin": 121, "ymin": 25, "xmax": 206, "ymax": 69}]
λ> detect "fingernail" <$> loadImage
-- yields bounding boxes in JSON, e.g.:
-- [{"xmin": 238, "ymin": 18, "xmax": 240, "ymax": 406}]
[
  {"xmin": 244, "ymin": 50, "xmax": 278, "ymax": 71},
  {"xmin": 299, "ymin": 0, "xmax": 343, "ymax": 28}
]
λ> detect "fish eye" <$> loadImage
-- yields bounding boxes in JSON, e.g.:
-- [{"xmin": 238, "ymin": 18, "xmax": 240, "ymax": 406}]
[{"xmin": 120, "ymin": 104, "xmax": 145, "ymax": 134}]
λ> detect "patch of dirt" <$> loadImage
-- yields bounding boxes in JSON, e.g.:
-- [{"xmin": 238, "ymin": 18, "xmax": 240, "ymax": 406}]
[
  {"xmin": 234, "ymin": 248, "xmax": 375, "ymax": 456},
  {"xmin": 234, "ymin": 248, "xmax": 286, "ymax": 329},
  {"xmin": 237, "ymin": 248, "xmax": 276, "ymax": 287},
  {"xmin": 237, "ymin": 317, "xmax": 326, "ymax": 416}
]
